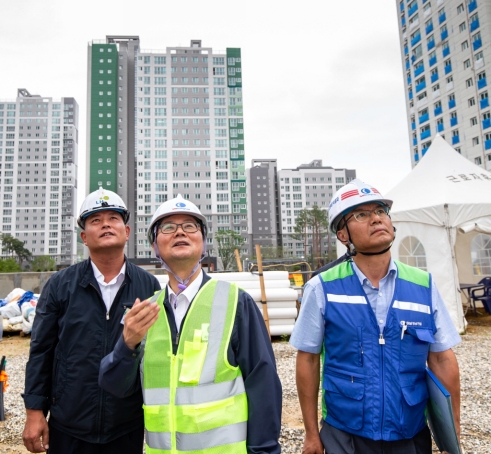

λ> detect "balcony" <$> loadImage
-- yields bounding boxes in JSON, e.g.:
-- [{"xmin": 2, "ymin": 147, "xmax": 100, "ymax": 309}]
[
  {"xmin": 439, "ymin": 12, "xmax": 446, "ymax": 24},
  {"xmin": 419, "ymin": 113, "xmax": 429, "ymax": 123},
  {"xmin": 411, "ymin": 34, "xmax": 421, "ymax": 46},
  {"xmin": 450, "ymin": 117, "xmax": 458, "ymax": 126},
  {"xmin": 409, "ymin": 91, "xmax": 413, "ymax": 100},
  {"xmin": 415, "ymin": 65, "xmax": 424, "ymax": 76},
  {"xmin": 421, "ymin": 129, "xmax": 431, "ymax": 140},
  {"xmin": 409, "ymin": 4, "xmax": 418, "ymax": 16},
  {"xmin": 431, "ymin": 72, "xmax": 439, "ymax": 83},
  {"xmin": 485, "ymin": 139, "xmax": 491, "ymax": 150},
  {"xmin": 416, "ymin": 81, "xmax": 426, "ymax": 93},
  {"xmin": 478, "ymin": 78, "xmax": 487, "ymax": 89},
  {"xmin": 404, "ymin": 46, "xmax": 409, "ymax": 55},
  {"xmin": 402, "ymin": 16, "xmax": 406, "ymax": 26},
  {"xmin": 444, "ymin": 64, "xmax": 452, "ymax": 75},
  {"xmin": 483, "ymin": 119, "xmax": 491, "ymax": 130},
  {"xmin": 422, "ymin": 146, "xmax": 429, "ymax": 155},
  {"xmin": 429, "ymin": 56, "xmax": 437, "ymax": 66},
  {"xmin": 434, "ymin": 106, "xmax": 443, "ymax": 116},
  {"xmin": 473, "ymin": 39, "xmax": 482, "ymax": 51},
  {"xmin": 452, "ymin": 135, "xmax": 460, "ymax": 145},
  {"xmin": 437, "ymin": 123, "xmax": 444, "ymax": 132},
  {"xmin": 443, "ymin": 47, "xmax": 450, "ymax": 57},
  {"xmin": 414, "ymin": 153, "xmax": 419, "ymax": 162},
  {"xmin": 470, "ymin": 19, "xmax": 480, "ymax": 32},
  {"xmin": 406, "ymin": 60, "xmax": 410, "ymax": 70},
  {"xmin": 400, "ymin": 2, "xmax": 404, "ymax": 11},
  {"xmin": 480, "ymin": 98, "xmax": 489, "ymax": 109},
  {"xmin": 407, "ymin": 75, "xmax": 412, "ymax": 84},
  {"xmin": 441, "ymin": 30, "xmax": 448, "ymax": 40},
  {"xmin": 468, "ymin": 0, "xmax": 477, "ymax": 13},
  {"xmin": 427, "ymin": 40, "xmax": 435, "ymax": 51},
  {"xmin": 426, "ymin": 23, "xmax": 433, "ymax": 34},
  {"xmin": 413, "ymin": 137, "xmax": 418, "ymax": 146},
  {"xmin": 449, "ymin": 99, "xmax": 456, "ymax": 109},
  {"xmin": 412, "ymin": 122, "xmax": 416, "ymax": 130}
]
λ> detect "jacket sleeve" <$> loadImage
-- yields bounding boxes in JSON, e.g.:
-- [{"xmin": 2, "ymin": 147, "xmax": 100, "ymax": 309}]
[
  {"xmin": 22, "ymin": 275, "xmax": 61, "ymax": 411},
  {"xmin": 230, "ymin": 290, "xmax": 282, "ymax": 454},
  {"xmin": 99, "ymin": 335, "xmax": 143, "ymax": 398}
]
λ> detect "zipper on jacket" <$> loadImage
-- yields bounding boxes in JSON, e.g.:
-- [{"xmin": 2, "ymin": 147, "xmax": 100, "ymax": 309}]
[
  {"xmin": 380, "ymin": 328, "xmax": 386, "ymax": 438},
  {"xmin": 170, "ymin": 355, "xmax": 178, "ymax": 453}
]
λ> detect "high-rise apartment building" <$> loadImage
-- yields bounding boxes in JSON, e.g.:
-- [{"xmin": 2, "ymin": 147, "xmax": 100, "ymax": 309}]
[
  {"xmin": 0, "ymin": 89, "xmax": 78, "ymax": 265},
  {"xmin": 245, "ymin": 159, "xmax": 356, "ymax": 259},
  {"xmin": 397, "ymin": 0, "xmax": 491, "ymax": 170},
  {"xmin": 87, "ymin": 37, "xmax": 247, "ymax": 259}
]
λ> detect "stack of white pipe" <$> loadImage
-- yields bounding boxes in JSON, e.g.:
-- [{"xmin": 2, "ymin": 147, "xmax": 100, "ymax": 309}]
[{"xmin": 154, "ymin": 271, "xmax": 298, "ymax": 336}]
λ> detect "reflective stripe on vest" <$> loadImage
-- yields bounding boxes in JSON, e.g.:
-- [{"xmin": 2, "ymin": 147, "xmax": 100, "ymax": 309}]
[
  {"xmin": 143, "ymin": 279, "xmax": 247, "ymax": 453},
  {"xmin": 393, "ymin": 300, "xmax": 431, "ymax": 314},
  {"xmin": 147, "ymin": 421, "xmax": 246, "ymax": 451}
]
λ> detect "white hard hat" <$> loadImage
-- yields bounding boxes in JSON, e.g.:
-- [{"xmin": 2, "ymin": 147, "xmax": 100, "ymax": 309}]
[
  {"xmin": 328, "ymin": 179, "xmax": 393, "ymax": 234},
  {"xmin": 147, "ymin": 194, "xmax": 207, "ymax": 245},
  {"xmin": 77, "ymin": 187, "xmax": 130, "ymax": 230}
]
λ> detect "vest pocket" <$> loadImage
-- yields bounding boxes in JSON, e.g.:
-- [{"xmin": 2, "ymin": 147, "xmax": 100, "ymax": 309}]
[
  {"xmin": 179, "ymin": 339, "xmax": 208, "ymax": 384},
  {"xmin": 323, "ymin": 369, "xmax": 365, "ymax": 431},
  {"xmin": 400, "ymin": 382, "xmax": 428, "ymax": 437},
  {"xmin": 399, "ymin": 328, "xmax": 434, "ymax": 374}
]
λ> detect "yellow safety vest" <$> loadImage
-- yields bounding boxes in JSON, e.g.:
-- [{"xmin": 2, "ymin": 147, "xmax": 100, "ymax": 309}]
[{"xmin": 143, "ymin": 279, "xmax": 248, "ymax": 454}]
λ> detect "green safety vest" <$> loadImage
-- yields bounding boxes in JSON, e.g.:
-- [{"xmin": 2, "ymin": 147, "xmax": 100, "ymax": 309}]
[{"xmin": 143, "ymin": 279, "xmax": 248, "ymax": 454}]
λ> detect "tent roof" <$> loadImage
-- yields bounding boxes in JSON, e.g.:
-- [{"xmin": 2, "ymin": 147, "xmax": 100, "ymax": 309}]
[{"xmin": 386, "ymin": 135, "xmax": 491, "ymax": 227}]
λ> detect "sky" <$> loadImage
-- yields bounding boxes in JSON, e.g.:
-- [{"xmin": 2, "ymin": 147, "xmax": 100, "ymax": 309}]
[{"xmin": 0, "ymin": 0, "xmax": 412, "ymax": 210}]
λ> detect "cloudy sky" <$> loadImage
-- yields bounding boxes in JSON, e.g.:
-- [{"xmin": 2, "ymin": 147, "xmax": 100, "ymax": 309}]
[{"xmin": 1, "ymin": 0, "xmax": 411, "ymax": 207}]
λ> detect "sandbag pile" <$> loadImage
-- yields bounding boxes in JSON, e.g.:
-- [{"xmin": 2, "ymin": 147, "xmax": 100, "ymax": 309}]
[{"xmin": 0, "ymin": 288, "xmax": 39, "ymax": 334}]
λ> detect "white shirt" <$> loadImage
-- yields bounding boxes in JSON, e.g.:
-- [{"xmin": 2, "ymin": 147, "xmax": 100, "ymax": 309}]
[
  {"xmin": 91, "ymin": 261, "xmax": 126, "ymax": 313},
  {"xmin": 167, "ymin": 271, "xmax": 203, "ymax": 331}
]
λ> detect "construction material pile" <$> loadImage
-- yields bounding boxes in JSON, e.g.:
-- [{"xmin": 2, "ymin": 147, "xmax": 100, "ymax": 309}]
[{"xmin": 0, "ymin": 289, "xmax": 38, "ymax": 334}]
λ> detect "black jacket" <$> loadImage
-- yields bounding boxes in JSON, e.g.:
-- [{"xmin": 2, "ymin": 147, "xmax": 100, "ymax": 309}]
[{"xmin": 23, "ymin": 258, "xmax": 161, "ymax": 443}]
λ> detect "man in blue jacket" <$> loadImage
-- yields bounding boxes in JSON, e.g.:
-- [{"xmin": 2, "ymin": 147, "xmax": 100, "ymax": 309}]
[
  {"xmin": 99, "ymin": 195, "xmax": 282, "ymax": 453},
  {"xmin": 22, "ymin": 188, "xmax": 161, "ymax": 453},
  {"xmin": 291, "ymin": 179, "xmax": 461, "ymax": 454}
]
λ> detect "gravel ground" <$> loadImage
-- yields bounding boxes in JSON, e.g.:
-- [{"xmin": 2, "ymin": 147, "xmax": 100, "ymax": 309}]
[{"xmin": 1, "ymin": 318, "xmax": 491, "ymax": 453}]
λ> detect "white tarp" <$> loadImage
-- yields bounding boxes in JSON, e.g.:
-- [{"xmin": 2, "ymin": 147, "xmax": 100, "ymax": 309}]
[{"xmin": 386, "ymin": 135, "xmax": 491, "ymax": 333}]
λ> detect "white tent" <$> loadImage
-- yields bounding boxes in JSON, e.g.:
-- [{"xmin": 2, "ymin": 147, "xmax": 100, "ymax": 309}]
[{"xmin": 385, "ymin": 135, "xmax": 491, "ymax": 333}]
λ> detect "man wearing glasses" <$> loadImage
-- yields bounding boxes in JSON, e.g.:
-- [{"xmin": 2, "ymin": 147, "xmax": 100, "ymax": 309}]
[
  {"xmin": 291, "ymin": 179, "xmax": 461, "ymax": 454},
  {"xmin": 99, "ymin": 194, "xmax": 281, "ymax": 454}
]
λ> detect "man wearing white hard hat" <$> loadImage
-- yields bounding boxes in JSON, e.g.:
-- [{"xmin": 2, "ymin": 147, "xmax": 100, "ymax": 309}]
[
  {"xmin": 99, "ymin": 195, "xmax": 282, "ymax": 454},
  {"xmin": 22, "ymin": 188, "xmax": 160, "ymax": 454},
  {"xmin": 291, "ymin": 179, "xmax": 461, "ymax": 454}
]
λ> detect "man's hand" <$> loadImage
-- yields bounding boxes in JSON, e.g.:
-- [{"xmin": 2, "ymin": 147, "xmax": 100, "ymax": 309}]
[
  {"xmin": 123, "ymin": 298, "xmax": 160, "ymax": 350},
  {"xmin": 302, "ymin": 432, "xmax": 324, "ymax": 454},
  {"xmin": 23, "ymin": 409, "xmax": 49, "ymax": 453}
]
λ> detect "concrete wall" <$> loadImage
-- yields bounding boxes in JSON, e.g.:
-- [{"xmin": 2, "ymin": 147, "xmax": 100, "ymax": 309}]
[{"xmin": 0, "ymin": 268, "xmax": 168, "ymax": 297}]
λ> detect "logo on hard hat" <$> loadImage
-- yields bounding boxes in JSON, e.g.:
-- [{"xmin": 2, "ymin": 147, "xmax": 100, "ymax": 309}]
[
  {"xmin": 361, "ymin": 188, "xmax": 371, "ymax": 195},
  {"xmin": 176, "ymin": 202, "xmax": 186, "ymax": 208},
  {"xmin": 96, "ymin": 195, "xmax": 110, "ymax": 205}
]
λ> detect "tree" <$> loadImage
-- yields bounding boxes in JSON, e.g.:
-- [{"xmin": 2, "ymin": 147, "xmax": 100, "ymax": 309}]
[
  {"xmin": 214, "ymin": 229, "xmax": 245, "ymax": 271},
  {"xmin": 0, "ymin": 257, "xmax": 22, "ymax": 273},
  {"xmin": 31, "ymin": 255, "xmax": 57, "ymax": 272},
  {"xmin": 291, "ymin": 206, "xmax": 330, "ymax": 268},
  {"xmin": 1, "ymin": 234, "xmax": 32, "ymax": 264}
]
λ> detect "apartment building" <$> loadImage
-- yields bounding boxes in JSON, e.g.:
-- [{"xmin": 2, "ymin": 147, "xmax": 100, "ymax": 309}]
[
  {"xmin": 87, "ymin": 37, "xmax": 246, "ymax": 259},
  {"xmin": 0, "ymin": 88, "xmax": 78, "ymax": 265},
  {"xmin": 397, "ymin": 0, "xmax": 491, "ymax": 169}
]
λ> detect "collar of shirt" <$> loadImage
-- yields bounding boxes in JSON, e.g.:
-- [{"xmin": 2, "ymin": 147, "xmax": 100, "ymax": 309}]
[
  {"xmin": 351, "ymin": 258, "xmax": 397, "ymax": 290},
  {"xmin": 91, "ymin": 260, "xmax": 126, "ymax": 286},
  {"xmin": 167, "ymin": 269, "xmax": 204, "ymax": 309}
]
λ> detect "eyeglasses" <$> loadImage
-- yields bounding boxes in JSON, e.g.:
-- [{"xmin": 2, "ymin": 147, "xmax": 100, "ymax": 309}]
[
  {"xmin": 158, "ymin": 222, "xmax": 200, "ymax": 234},
  {"xmin": 346, "ymin": 207, "xmax": 389, "ymax": 224}
]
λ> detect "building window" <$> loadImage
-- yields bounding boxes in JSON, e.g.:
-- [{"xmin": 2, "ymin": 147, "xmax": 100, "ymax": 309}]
[
  {"xmin": 471, "ymin": 234, "xmax": 491, "ymax": 275},
  {"xmin": 472, "ymin": 137, "xmax": 480, "ymax": 145},
  {"xmin": 459, "ymin": 22, "xmax": 466, "ymax": 32}
]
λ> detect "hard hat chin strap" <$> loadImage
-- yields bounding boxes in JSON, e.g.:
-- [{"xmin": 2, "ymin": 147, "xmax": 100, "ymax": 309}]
[{"xmin": 341, "ymin": 216, "xmax": 396, "ymax": 257}]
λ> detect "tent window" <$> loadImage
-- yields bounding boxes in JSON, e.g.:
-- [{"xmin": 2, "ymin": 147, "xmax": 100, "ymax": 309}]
[
  {"xmin": 399, "ymin": 236, "xmax": 427, "ymax": 270},
  {"xmin": 471, "ymin": 234, "xmax": 491, "ymax": 275}
]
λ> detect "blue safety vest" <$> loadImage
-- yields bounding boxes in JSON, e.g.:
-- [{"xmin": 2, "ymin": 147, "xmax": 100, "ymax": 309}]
[{"xmin": 319, "ymin": 260, "xmax": 436, "ymax": 441}]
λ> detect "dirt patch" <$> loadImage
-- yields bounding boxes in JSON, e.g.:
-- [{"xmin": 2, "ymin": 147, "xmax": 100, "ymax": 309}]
[
  {"xmin": 0, "ymin": 442, "xmax": 29, "ymax": 453},
  {"xmin": 0, "ymin": 333, "xmax": 31, "ymax": 357}
]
